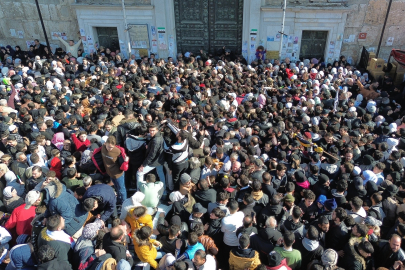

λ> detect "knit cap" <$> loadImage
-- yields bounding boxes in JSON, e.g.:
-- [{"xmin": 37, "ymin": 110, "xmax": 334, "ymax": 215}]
[
  {"xmin": 3, "ymin": 186, "xmax": 13, "ymax": 198},
  {"xmin": 321, "ymin": 249, "xmax": 338, "ymax": 267}
]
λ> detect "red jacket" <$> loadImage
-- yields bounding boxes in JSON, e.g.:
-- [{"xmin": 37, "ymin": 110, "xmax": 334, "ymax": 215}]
[
  {"xmin": 5, "ymin": 203, "xmax": 36, "ymax": 236},
  {"xmin": 49, "ymin": 156, "xmax": 62, "ymax": 179},
  {"xmin": 71, "ymin": 133, "xmax": 91, "ymax": 152}
]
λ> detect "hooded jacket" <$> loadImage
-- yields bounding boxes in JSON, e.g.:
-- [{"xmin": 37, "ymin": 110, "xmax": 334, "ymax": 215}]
[
  {"xmin": 281, "ymin": 216, "xmax": 306, "ymax": 241},
  {"xmin": 125, "ymin": 206, "xmax": 153, "ymax": 235},
  {"xmin": 116, "ymin": 119, "xmax": 140, "ymax": 147},
  {"xmin": 125, "ymin": 135, "xmax": 147, "ymax": 167},
  {"xmin": 342, "ymin": 237, "xmax": 373, "ymax": 270},
  {"xmin": 132, "ymin": 232, "xmax": 158, "ymax": 269},
  {"xmin": 42, "ymin": 179, "xmax": 89, "ymax": 236},
  {"xmin": 229, "ymin": 247, "xmax": 261, "ymax": 270}
]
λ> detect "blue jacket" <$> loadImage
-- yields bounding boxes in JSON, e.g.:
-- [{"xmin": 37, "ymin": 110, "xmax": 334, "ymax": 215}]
[
  {"xmin": 43, "ymin": 179, "xmax": 89, "ymax": 236},
  {"xmin": 185, "ymin": 242, "xmax": 205, "ymax": 260},
  {"xmin": 82, "ymin": 184, "xmax": 116, "ymax": 221},
  {"xmin": 6, "ymin": 244, "xmax": 36, "ymax": 270}
]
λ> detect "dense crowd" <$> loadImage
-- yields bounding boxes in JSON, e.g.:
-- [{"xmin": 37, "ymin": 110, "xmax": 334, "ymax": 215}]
[{"xmin": 0, "ymin": 38, "xmax": 404, "ymax": 270}]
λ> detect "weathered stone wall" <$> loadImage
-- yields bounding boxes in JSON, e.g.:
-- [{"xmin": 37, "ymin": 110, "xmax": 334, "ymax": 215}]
[
  {"xmin": 0, "ymin": 0, "xmax": 79, "ymax": 50},
  {"xmin": 342, "ymin": 0, "xmax": 405, "ymax": 63}
]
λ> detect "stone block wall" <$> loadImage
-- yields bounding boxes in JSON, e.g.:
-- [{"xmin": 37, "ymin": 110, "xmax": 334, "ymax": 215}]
[
  {"xmin": 341, "ymin": 0, "xmax": 405, "ymax": 63},
  {"xmin": 0, "ymin": 0, "xmax": 79, "ymax": 51}
]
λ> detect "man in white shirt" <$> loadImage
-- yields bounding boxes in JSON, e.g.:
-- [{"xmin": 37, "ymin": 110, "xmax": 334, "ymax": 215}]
[
  {"xmin": 56, "ymin": 34, "xmax": 82, "ymax": 58},
  {"xmin": 221, "ymin": 199, "xmax": 244, "ymax": 269}
]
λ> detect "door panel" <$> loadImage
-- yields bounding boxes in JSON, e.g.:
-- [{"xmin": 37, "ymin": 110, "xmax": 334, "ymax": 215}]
[
  {"xmin": 96, "ymin": 27, "xmax": 119, "ymax": 51},
  {"xmin": 174, "ymin": 0, "xmax": 243, "ymax": 55},
  {"xmin": 300, "ymin": 31, "xmax": 328, "ymax": 60}
]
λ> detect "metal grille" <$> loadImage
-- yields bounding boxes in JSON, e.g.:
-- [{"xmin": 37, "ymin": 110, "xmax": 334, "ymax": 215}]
[
  {"xmin": 96, "ymin": 27, "xmax": 119, "ymax": 51},
  {"xmin": 299, "ymin": 31, "xmax": 328, "ymax": 60},
  {"xmin": 174, "ymin": 0, "xmax": 243, "ymax": 55}
]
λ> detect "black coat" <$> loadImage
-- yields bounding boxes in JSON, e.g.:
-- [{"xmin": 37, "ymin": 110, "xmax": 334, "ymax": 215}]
[
  {"xmin": 143, "ymin": 131, "xmax": 165, "ymax": 167},
  {"xmin": 38, "ymin": 259, "xmax": 73, "ymax": 270},
  {"xmin": 325, "ymin": 222, "xmax": 349, "ymax": 251},
  {"xmin": 102, "ymin": 233, "xmax": 134, "ymax": 267},
  {"xmin": 194, "ymin": 188, "xmax": 217, "ymax": 209},
  {"xmin": 375, "ymin": 240, "xmax": 405, "ymax": 269}
]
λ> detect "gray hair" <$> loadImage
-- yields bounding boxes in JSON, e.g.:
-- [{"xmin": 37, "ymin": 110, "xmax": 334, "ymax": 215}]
[
  {"xmin": 245, "ymin": 127, "xmax": 252, "ymax": 137},
  {"xmin": 0, "ymin": 99, "xmax": 7, "ymax": 106},
  {"xmin": 230, "ymin": 153, "xmax": 239, "ymax": 161},
  {"xmin": 302, "ymin": 116, "xmax": 310, "ymax": 124},
  {"xmin": 15, "ymin": 152, "xmax": 25, "ymax": 160},
  {"xmin": 265, "ymin": 216, "xmax": 277, "ymax": 229},
  {"xmin": 83, "ymin": 176, "xmax": 92, "ymax": 187},
  {"xmin": 189, "ymin": 157, "xmax": 201, "ymax": 170}
]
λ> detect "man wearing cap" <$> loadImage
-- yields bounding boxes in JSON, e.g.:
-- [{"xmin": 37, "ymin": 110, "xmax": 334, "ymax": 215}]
[
  {"xmin": 25, "ymin": 171, "xmax": 89, "ymax": 238},
  {"xmin": 3, "ymin": 186, "xmax": 23, "ymax": 213},
  {"xmin": 4, "ymin": 196, "xmax": 37, "ymax": 237},
  {"xmin": 189, "ymin": 203, "xmax": 207, "ymax": 231}
]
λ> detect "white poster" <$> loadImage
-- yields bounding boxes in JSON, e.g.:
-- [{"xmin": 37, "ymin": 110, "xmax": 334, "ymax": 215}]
[
  {"xmin": 157, "ymin": 27, "xmax": 166, "ymax": 50},
  {"xmin": 386, "ymin": 37, "xmax": 394, "ymax": 46},
  {"xmin": 17, "ymin": 31, "xmax": 24, "ymax": 39},
  {"xmin": 10, "ymin": 29, "xmax": 16, "ymax": 37}
]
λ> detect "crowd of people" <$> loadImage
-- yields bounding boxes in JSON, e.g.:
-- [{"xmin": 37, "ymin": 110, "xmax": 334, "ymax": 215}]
[{"xmin": 0, "ymin": 36, "xmax": 404, "ymax": 270}]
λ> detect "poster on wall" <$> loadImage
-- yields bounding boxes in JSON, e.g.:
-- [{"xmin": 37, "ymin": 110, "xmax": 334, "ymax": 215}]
[
  {"xmin": 26, "ymin": 40, "xmax": 35, "ymax": 49},
  {"xmin": 250, "ymin": 29, "xmax": 257, "ymax": 49},
  {"xmin": 128, "ymin": 24, "xmax": 150, "ymax": 49},
  {"xmin": 150, "ymin": 25, "xmax": 157, "ymax": 53},
  {"xmin": 158, "ymin": 27, "xmax": 167, "ymax": 50},
  {"xmin": 168, "ymin": 35, "xmax": 175, "ymax": 53},
  {"xmin": 386, "ymin": 37, "xmax": 394, "ymax": 46},
  {"xmin": 10, "ymin": 29, "xmax": 16, "ymax": 37},
  {"xmin": 266, "ymin": 51, "xmax": 279, "ymax": 59},
  {"xmin": 17, "ymin": 31, "xmax": 24, "ymax": 39}
]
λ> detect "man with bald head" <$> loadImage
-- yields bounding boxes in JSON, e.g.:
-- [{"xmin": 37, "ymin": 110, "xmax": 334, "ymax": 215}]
[
  {"xmin": 102, "ymin": 225, "xmax": 134, "ymax": 267},
  {"xmin": 375, "ymin": 234, "xmax": 405, "ymax": 269}
]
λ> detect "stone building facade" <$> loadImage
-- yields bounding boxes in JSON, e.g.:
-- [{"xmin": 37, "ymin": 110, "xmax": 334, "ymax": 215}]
[{"xmin": 0, "ymin": 0, "xmax": 403, "ymax": 64}]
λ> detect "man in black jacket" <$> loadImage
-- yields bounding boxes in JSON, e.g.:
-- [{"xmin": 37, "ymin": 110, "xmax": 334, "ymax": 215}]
[
  {"xmin": 342, "ymin": 238, "xmax": 374, "ymax": 270},
  {"xmin": 325, "ymin": 207, "xmax": 349, "ymax": 252},
  {"xmin": 375, "ymin": 234, "xmax": 405, "ymax": 269},
  {"xmin": 102, "ymin": 226, "xmax": 134, "ymax": 267},
  {"xmin": 136, "ymin": 123, "xmax": 166, "ymax": 190},
  {"xmin": 194, "ymin": 179, "xmax": 217, "ymax": 209}
]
